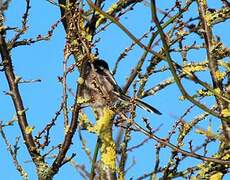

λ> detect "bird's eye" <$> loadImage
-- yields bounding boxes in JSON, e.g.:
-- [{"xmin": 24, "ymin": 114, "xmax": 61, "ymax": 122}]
[{"xmin": 97, "ymin": 66, "xmax": 104, "ymax": 71}]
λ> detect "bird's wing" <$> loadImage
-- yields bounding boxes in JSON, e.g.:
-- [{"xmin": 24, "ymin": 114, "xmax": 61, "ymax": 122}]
[{"xmin": 100, "ymin": 69, "xmax": 123, "ymax": 93}]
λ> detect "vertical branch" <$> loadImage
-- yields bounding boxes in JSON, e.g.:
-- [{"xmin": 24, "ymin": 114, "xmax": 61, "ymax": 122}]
[
  {"xmin": 196, "ymin": 0, "xmax": 230, "ymax": 144},
  {"xmin": 89, "ymin": 108, "xmax": 116, "ymax": 179},
  {"xmin": 51, "ymin": 97, "xmax": 80, "ymax": 174},
  {"xmin": 50, "ymin": 0, "xmax": 86, "ymax": 175},
  {"xmin": 51, "ymin": 58, "xmax": 85, "ymax": 174},
  {"xmin": 118, "ymin": 128, "xmax": 131, "ymax": 180},
  {"xmin": 58, "ymin": 0, "xmax": 77, "ymax": 32},
  {"xmin": 50, "ymin": 0, "xmax": 91, "ymax": 176},
  {"xmin": 10, "ymin": 0, "xmax": 30, "ymax": 45},
  {"xmin": 90, "ymin": 138, "xmax": 100, "ymax": 180},
  {"xmin": 62, "ymin": 56, "xmax": 69, "ymax": 127},
  {"xmin": 0, "ymin": 33, "xmax": 40, "ymax": 159},
  {"xmin": 0, "ymin": 29, "xmax": 54, "ymax": 180}
]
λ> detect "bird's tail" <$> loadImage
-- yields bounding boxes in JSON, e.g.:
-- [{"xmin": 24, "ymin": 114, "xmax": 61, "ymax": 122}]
[{"xmin": 119, "ymin": 94, "xmax": 162, "ymax": 115}]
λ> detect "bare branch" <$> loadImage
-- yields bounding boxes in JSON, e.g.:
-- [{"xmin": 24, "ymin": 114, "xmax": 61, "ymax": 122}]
[
  {"xmin": 0, "ymin": 122, "xmax": 28, "ymax": 179},
  {"xmin": 0, "ymin": 32, "xmax": 41, "ymax": 160}
]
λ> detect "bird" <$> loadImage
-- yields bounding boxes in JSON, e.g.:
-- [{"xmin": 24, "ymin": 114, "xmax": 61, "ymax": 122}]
[{"xmin": 79, "ymin": 59, "xmax": 162, "ymax": 115}]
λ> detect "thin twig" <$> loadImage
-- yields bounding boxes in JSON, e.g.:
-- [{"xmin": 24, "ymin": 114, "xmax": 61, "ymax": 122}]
[{"xmin": 0, "ymin": 122, "xmax": 28, "ymax": 179}]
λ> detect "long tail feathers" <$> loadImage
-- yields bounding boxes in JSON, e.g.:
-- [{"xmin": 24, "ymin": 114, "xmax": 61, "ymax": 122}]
[
  {"xmin": 118, "ymin": 94, "xmax": 162, "ymax": 115},
  {"xmin": 135, "ymin": 99, "xmax": 162, "ymax": 115}
]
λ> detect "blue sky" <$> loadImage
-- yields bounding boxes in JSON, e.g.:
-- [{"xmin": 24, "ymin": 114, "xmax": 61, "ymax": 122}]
[{"xmin": 0, "ymin": 0, "xmax": 229, "ymax": 179}]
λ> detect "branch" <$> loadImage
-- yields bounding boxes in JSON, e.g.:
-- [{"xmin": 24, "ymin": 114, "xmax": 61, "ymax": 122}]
[
  {"xmin": 51, "ymin": 92, "xmax": 80, "ymax": 174},
  {"xmin": 150, "ymin": 0, "xmax": 228, "ymax": 121},
  {"xmin": 87, "ymin": 0, "xmax": 192, "ymax": 60},
  {"xmin": 50, "ymin": 58, "xmax": 88, "ymax": 175},
  {"xmin": 134, "ymin": 122, "xmax": 230, "ymax": 165},
  {"xmin": 206, "ymin": 7, "xmax": 230, "ymax": 26},
  {"xmin": 35, "ymin": 103, "xmax": 63, "ymax": 149},
  {"xmin": 90, "ymin": 138, "xmax": 100, "ymax": 180},
  {"xmin": 0, "ymin": 122, "xmax": 28, "ymax": 179},
  {"xmin": 10, "ymin": 0, "xmax": 30, "ymax": 46},
  {"xmin": 196, "ymin": 0, "xmax": 230, "ymax": 143},
  {"xmin": 0, "ymin": 32, "xmax": 41, "ymax": 160}
]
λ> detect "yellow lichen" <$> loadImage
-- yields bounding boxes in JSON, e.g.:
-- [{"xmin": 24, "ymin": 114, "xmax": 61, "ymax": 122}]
[
  {"xmin": 91, "ymin": 108, "xmax": 114, "ymax": 135},
  {"xmin": 221, "ymin": 153, "xmax": 230, "ymax": 160},
  {"xmin": 96, "ymin": 3, "xmax": 118, "ymax": 27},
  {"xmin": 214, "ymin": 71, "xmax": 225, "ymax": 81},
  {"xmin": 64, "ymin": 125, "xmax": 70, "ymax": 134},
  {"xmin": 77, "ymin": 96, "xmax": 90, "ymax": 104},
  {"xmin": 117, "ymin": 169, "xmax": 125, "ymax": 180},
  {"xmin": 195, "ymin": 128, "xmax": 214, "ymax": 138},
  {"xmin": 25, "ymin": 126, "xmax": 34, "ymax": 134},
  {"xmin": 177, "ymin": 29, "xmax": 188, "ymax": 37},
  {"xmin": 77, "ymin": 77, "xmax": 84, "ymax": 85},
  {"xmin": 205, "ymin": 11, "xmax": 212, "ymax": 26},
  {"xmin": 210, "ymin": 172, "xmax": 223, "ymax": 180},
  {"xmin": 221, "ymin": 108, "xmax": 230, "ymax": 117},
  {"xmin": 101, "ymin": 144, "xmax": 116, "ymax": 170},
  {"xmin": 85, "ymin": 34, "xmax": 92, "ymax": 41},
  {"xmin": 107, "ymin": 3, "xmax": 118, "ymax": 14},
  {"xmin": 197, "ymin": 163, "xmax": 210, "ymax": 178},
  {"xmin": 205, "ymin": 7, "xmax": 230, "ymax": 26},
  {"xmin": 79, "ymin": 112, "xmax": 93, "ymax": 130},
  {"xmin": 183, "ymin": 65, "xmax": 207, "ymax": 74},
  {"xmin": 79, "ymin": 112, "xmax": 88, "ymax": 124},
  {"xmin": 92, "ymin": 108, "xmax": 116, "ymax": 171},
  {"xmin": 96, "ymin": 15, "xmax": 105, "ymax": 28},
  {"xmin": 213, "ymin": 88, "xmax": 221, "ymax": 95},
  {"xmin": 197, "ymin": 89, "xmax": 213, "ymax": 96}
]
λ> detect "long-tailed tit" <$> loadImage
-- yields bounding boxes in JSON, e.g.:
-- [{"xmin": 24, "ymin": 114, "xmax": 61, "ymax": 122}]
[{"xmin": 79, "ymin": 59, "xmax": 161, "ymax": 115}]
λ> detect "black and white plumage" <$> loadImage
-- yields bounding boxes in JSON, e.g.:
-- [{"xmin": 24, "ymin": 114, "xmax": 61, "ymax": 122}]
[{"xmin": 79, "ymin": 59, "xmax": 161, "ymax": 115}]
